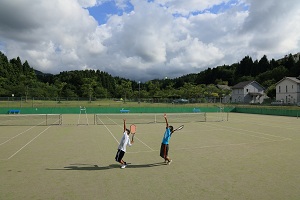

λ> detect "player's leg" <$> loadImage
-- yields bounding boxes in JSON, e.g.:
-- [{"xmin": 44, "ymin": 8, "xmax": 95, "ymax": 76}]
[
  {"xmin": 115, "ymin": 149, "xmax": 126, "ymax": 168},
  {"xmin": 160, "ymin": 143, "xmax": 167, "ymax": 162},
  {"xmin": 165, "ymin": 144, "xmax": 172, "ymax": 164},
  {"xmin": 115, "ymin": 149, "xmax": 121, "ymax": 162},
  {"xmin": 119, "ymin": 151, "xmax": 127, "ymax": 168}
]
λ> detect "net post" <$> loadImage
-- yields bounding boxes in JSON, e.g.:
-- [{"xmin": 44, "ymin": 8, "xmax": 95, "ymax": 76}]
[
  {"xmin": 46, "ymin": 114, "xmax": 48, "ymax": 126},
  {"xmin": 205, "ymin": 112, "xmax": 207, "ymax": 122},
  {"xmin": 60, "ymin": 114, "xmax": 62, "ymax": 125}
]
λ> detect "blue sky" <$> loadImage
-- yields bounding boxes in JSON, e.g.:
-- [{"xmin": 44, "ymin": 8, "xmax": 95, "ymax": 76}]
[
  {"xmin": 88, "ymin": 0, "xmax": 248, "ymax": 25},
  {"xmin": 0, "ymin": 0, "xmax": 299, "ymax": 81},
  {"xmin": 88, "ymin": 1, "xmax": 134, "ymax": 25}
]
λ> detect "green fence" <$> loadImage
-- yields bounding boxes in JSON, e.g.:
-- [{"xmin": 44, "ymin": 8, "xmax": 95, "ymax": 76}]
[
  {"xmin": 233, "ymin": 107, "xmax": 300, "ymax": 117},
  {"xmin": 0, "ymin": 106, "xmax": 229, "ymax": 114},
  {"xmin": 1, "ymin": 106, "xmax": 299, "ymax": 117}
]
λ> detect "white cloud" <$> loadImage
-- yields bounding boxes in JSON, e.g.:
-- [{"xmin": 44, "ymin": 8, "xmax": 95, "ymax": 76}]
[
  {"xmin": 77, "ymin": 0, "xmax": 106, "ymax": 8},
  {"xmin": 241, "ymin": 0, "xmax": 300, "ymax": 58},
  {"xmin": 0, "ymin": 0, "xmax": 299, "ymax": 82},
  {"xmin": 154, "ymin": 0, "xmax": 231, "ymax": 15}
]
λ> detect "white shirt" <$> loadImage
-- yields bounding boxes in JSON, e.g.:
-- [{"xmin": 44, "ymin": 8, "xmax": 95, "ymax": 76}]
[{"xmin": 118, "ymin": 131, "xmax": 132, "ymax": 152}]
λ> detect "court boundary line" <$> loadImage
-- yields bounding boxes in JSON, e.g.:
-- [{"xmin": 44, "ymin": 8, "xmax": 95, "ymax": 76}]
[
  {"xmin": 96, "ymin": 117, "xmax": 119, "ymax": 144},
  {"xmin": 127, "ymin": 118, "xmax": 292, "ymax": 154},
  {"xmin": 173, "ymin": 137, "xmax": 291, "ymax": 151},
  {"xmin": 231, "ymin": 116, "xmax": 300, "ymax": 131},
  {"xmin": 132, "ymin": 136, "xmax": 155, "ymax": 151},
  {"xmin": 2, "ymin": 126, "xmax": 52, "ymax": 160},
  {"xmin": 204, "ymin": 122, "xmax": 291, "ymax": 141},
  {"xmin": 102, "ymin": 116, "xmax": 155, "ymax": 151},
  {"xmin": 127, "ymin": 137, "xmax": 291, "ymax": 154},
  {"xmin": 0, "ymin": 126, "xmax": 37, "ymax": 146}
]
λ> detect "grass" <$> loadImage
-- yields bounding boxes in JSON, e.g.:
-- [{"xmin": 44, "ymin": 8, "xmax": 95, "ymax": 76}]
[
  {"xmin": 0, "ymin": 99, "xmax": 225, "ymax": 108},
  {"xmin": 1, "ymin": 98, "xmax": 300, "ymax": 110}
]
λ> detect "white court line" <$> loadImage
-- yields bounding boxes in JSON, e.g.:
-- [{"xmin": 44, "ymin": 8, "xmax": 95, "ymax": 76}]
[
  {"xmin": 231, "ymin": 116, "xmax": 300, "ymax": 131},
  {"xmin": 127, "ymin": 120, "xmax": 293, "ymax": 154},
  {"xmin": 5, "ymin": 126, "xmax": 51, "ymax": 160},
  {"xmin": 96, "ymin": 117, "xmax": 119, "ymax": 144},
  {"xmin": 0, "ymin": 126, "xmax": 37, "ymax": 146},
  {"xmin": 127, "ymin": 138, "xmax": 291, "ymax": 154},
  {"xmin": 203, "ymin": 122, "xmax": 291, "ymax": 141},
  {"xmin": 101, "ymin": 116, "xmax": 154, "ymax": 151},
  {"xmin": 133, "ymin": 137, "xmax": 155, "ymax": 151},
  {"xmin": 173, "ymin": 138, "xmax": 291, "ymax": 151},
  {"xmin": 127, "ymin": 150, "xmax": 156, "ymax": 154}
]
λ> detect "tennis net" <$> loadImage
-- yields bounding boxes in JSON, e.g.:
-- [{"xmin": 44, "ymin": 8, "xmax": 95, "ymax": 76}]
[
  {"xmin": 94, "ymin": 113, "xmax": 207, "ymax": 125},
  {"xmin": 0, "ymin": 114, "xmax": 62, "ymax": 126}
]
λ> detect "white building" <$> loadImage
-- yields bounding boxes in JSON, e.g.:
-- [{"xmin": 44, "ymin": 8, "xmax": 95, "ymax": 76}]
[
  {"xmin": 275, "ymin": 77, "xmax": 300, "ymax": 104},
  {"xmin": 231, "ymin": 81, "xmax": 265, "ymax": 104}
]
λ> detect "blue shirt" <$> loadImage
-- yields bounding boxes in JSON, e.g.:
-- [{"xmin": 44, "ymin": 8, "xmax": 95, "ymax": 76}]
[{"xmin": 162, "ymin": 127, "xmax": 172, "ymax": 144}]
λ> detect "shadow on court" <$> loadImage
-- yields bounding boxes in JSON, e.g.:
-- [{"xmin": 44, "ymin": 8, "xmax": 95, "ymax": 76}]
[{"xmin": 46, "ymin": 162, "xmax": 166, "ymax": 171}]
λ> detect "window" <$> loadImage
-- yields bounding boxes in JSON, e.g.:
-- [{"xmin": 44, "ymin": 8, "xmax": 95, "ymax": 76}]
[
  {"xmin": 286, "ymin": 85, "xmax": 288, "ymax": 93},
  {"xmin": 279, "ymin": 86, "xmax": 281, "ymax": 93}
]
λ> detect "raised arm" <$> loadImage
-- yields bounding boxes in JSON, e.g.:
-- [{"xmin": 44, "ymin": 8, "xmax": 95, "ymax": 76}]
[
  {"xmin": 123, "ymin": 119, "xmax": 126, "ymax": 132},
  {"xmin": 164, "ymin": 114, "xmax": 168, "ymax": 128}
]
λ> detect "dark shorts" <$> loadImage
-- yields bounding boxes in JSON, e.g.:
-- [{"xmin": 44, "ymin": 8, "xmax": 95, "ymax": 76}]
[
  {"xmin": 160, "ymin": 143, "xmax": 169, "ymax": 159},
  {"xmin": 115, "ymin": 149, "xmax": 125, "ymax": 162}
]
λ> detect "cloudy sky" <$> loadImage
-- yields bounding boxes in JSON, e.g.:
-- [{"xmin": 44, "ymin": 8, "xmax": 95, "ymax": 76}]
[{"xmin": 0, "ymin": 0, "xmax": 299, "ymax": 82}]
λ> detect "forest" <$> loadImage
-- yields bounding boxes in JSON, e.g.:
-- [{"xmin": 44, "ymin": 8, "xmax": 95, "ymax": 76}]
[{"xmin": 0, "ymin": 51, "xmax": 299, "ymax": 102}]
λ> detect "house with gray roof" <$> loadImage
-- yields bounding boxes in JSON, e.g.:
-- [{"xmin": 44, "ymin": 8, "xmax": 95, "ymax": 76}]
[
  {"xmin": 275, "ymin": 77, "xmax": 300, "ymax": 104},
  {"xmin": 231, "ymin": 81, "xmax": 265, "ymax": 104}
]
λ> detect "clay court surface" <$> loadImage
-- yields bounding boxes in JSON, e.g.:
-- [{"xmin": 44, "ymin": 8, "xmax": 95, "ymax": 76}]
[{"xmin": 0, "ymin": 113, "xmax": 299, "ymax": 200}]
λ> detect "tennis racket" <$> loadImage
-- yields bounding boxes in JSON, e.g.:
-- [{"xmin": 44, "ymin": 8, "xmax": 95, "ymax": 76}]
[
  {"xmin": 173, "ymin": 125, "xmax": 184, "ymax": 132},
  {"xmin": 130, "ymin": 124, "xmax": 136, "ymax": 141}
]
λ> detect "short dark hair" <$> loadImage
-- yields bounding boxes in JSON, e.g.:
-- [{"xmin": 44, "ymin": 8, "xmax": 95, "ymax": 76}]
[
  {"xmin": 169, "ymin": 126, "xmax": 173, "ymax": 132},
  {"xmin": 126, "ymin": 128, "xmax": 130, "ymax": 134}
]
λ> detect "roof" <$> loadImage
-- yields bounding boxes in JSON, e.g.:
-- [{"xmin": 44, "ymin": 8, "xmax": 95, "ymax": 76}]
[
  {"xmin": 275, "ymin": 77, "xmax": 300, "ymax": 85},
  {"xmin": 231, "ymin": 80, "xmax": 265, "ymax": 90},
  {"xmin": 231, "ymin": 81, "xmax": 253, "ymax": 89}
]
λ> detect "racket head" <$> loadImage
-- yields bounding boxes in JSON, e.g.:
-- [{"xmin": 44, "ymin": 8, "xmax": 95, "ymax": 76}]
[
  {"xmin": 130, "ymin": 124, "xmax": 136, "ymax": 134},
  {"xmin": 130, "ymin": 124, "xmax": 136, "ymax": 141},
  {"xmin": 174, "ymin": 125, "xmax": 184, "ymax": 131}
]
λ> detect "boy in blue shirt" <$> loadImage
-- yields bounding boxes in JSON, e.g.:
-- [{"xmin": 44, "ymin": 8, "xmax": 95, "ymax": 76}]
[{"xmin": 160, "ymin": 114, "xmax": 174, "ymax": 165}]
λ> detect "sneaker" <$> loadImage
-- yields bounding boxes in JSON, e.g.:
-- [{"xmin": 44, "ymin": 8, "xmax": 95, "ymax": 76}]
[
  {"xmin": 167, "ymin": 160, "xmax": 172, "ymax": 165},
  {"xmin": 121, "ymin": 164, "xmax": 126, "ymax": 169}
]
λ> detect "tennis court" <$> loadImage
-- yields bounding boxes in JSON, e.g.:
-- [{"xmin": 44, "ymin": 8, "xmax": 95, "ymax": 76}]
[{"xmin": 0, "ymin": 113, "xmax": 299, "ymax": 200}]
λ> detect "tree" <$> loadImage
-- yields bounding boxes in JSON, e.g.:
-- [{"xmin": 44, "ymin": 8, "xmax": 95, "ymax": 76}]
[
  {"xmin": 235, "ymin": 56, "xmax": 253, "ymax": 77},
  {"xmin": 54, "ymin": 80, "xmax": 67, "ymax": 102},
  {"xmin": 265, "ymin": 84, "xmax": 276, "ymax": 99},
  {"xmin": 82, "ymin": 78, "xmax": 97, "ymax": 102},
  {"xmin": 120, "ymin": 80, "xmax": 133, "ymax": 102},
  {"xmin": 146, "ymin": 81, "xmax": 160, "ymax": 97},
  {"xmin": 257, "ymin": 55, "xmax": 270, "ymax": 75}
]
